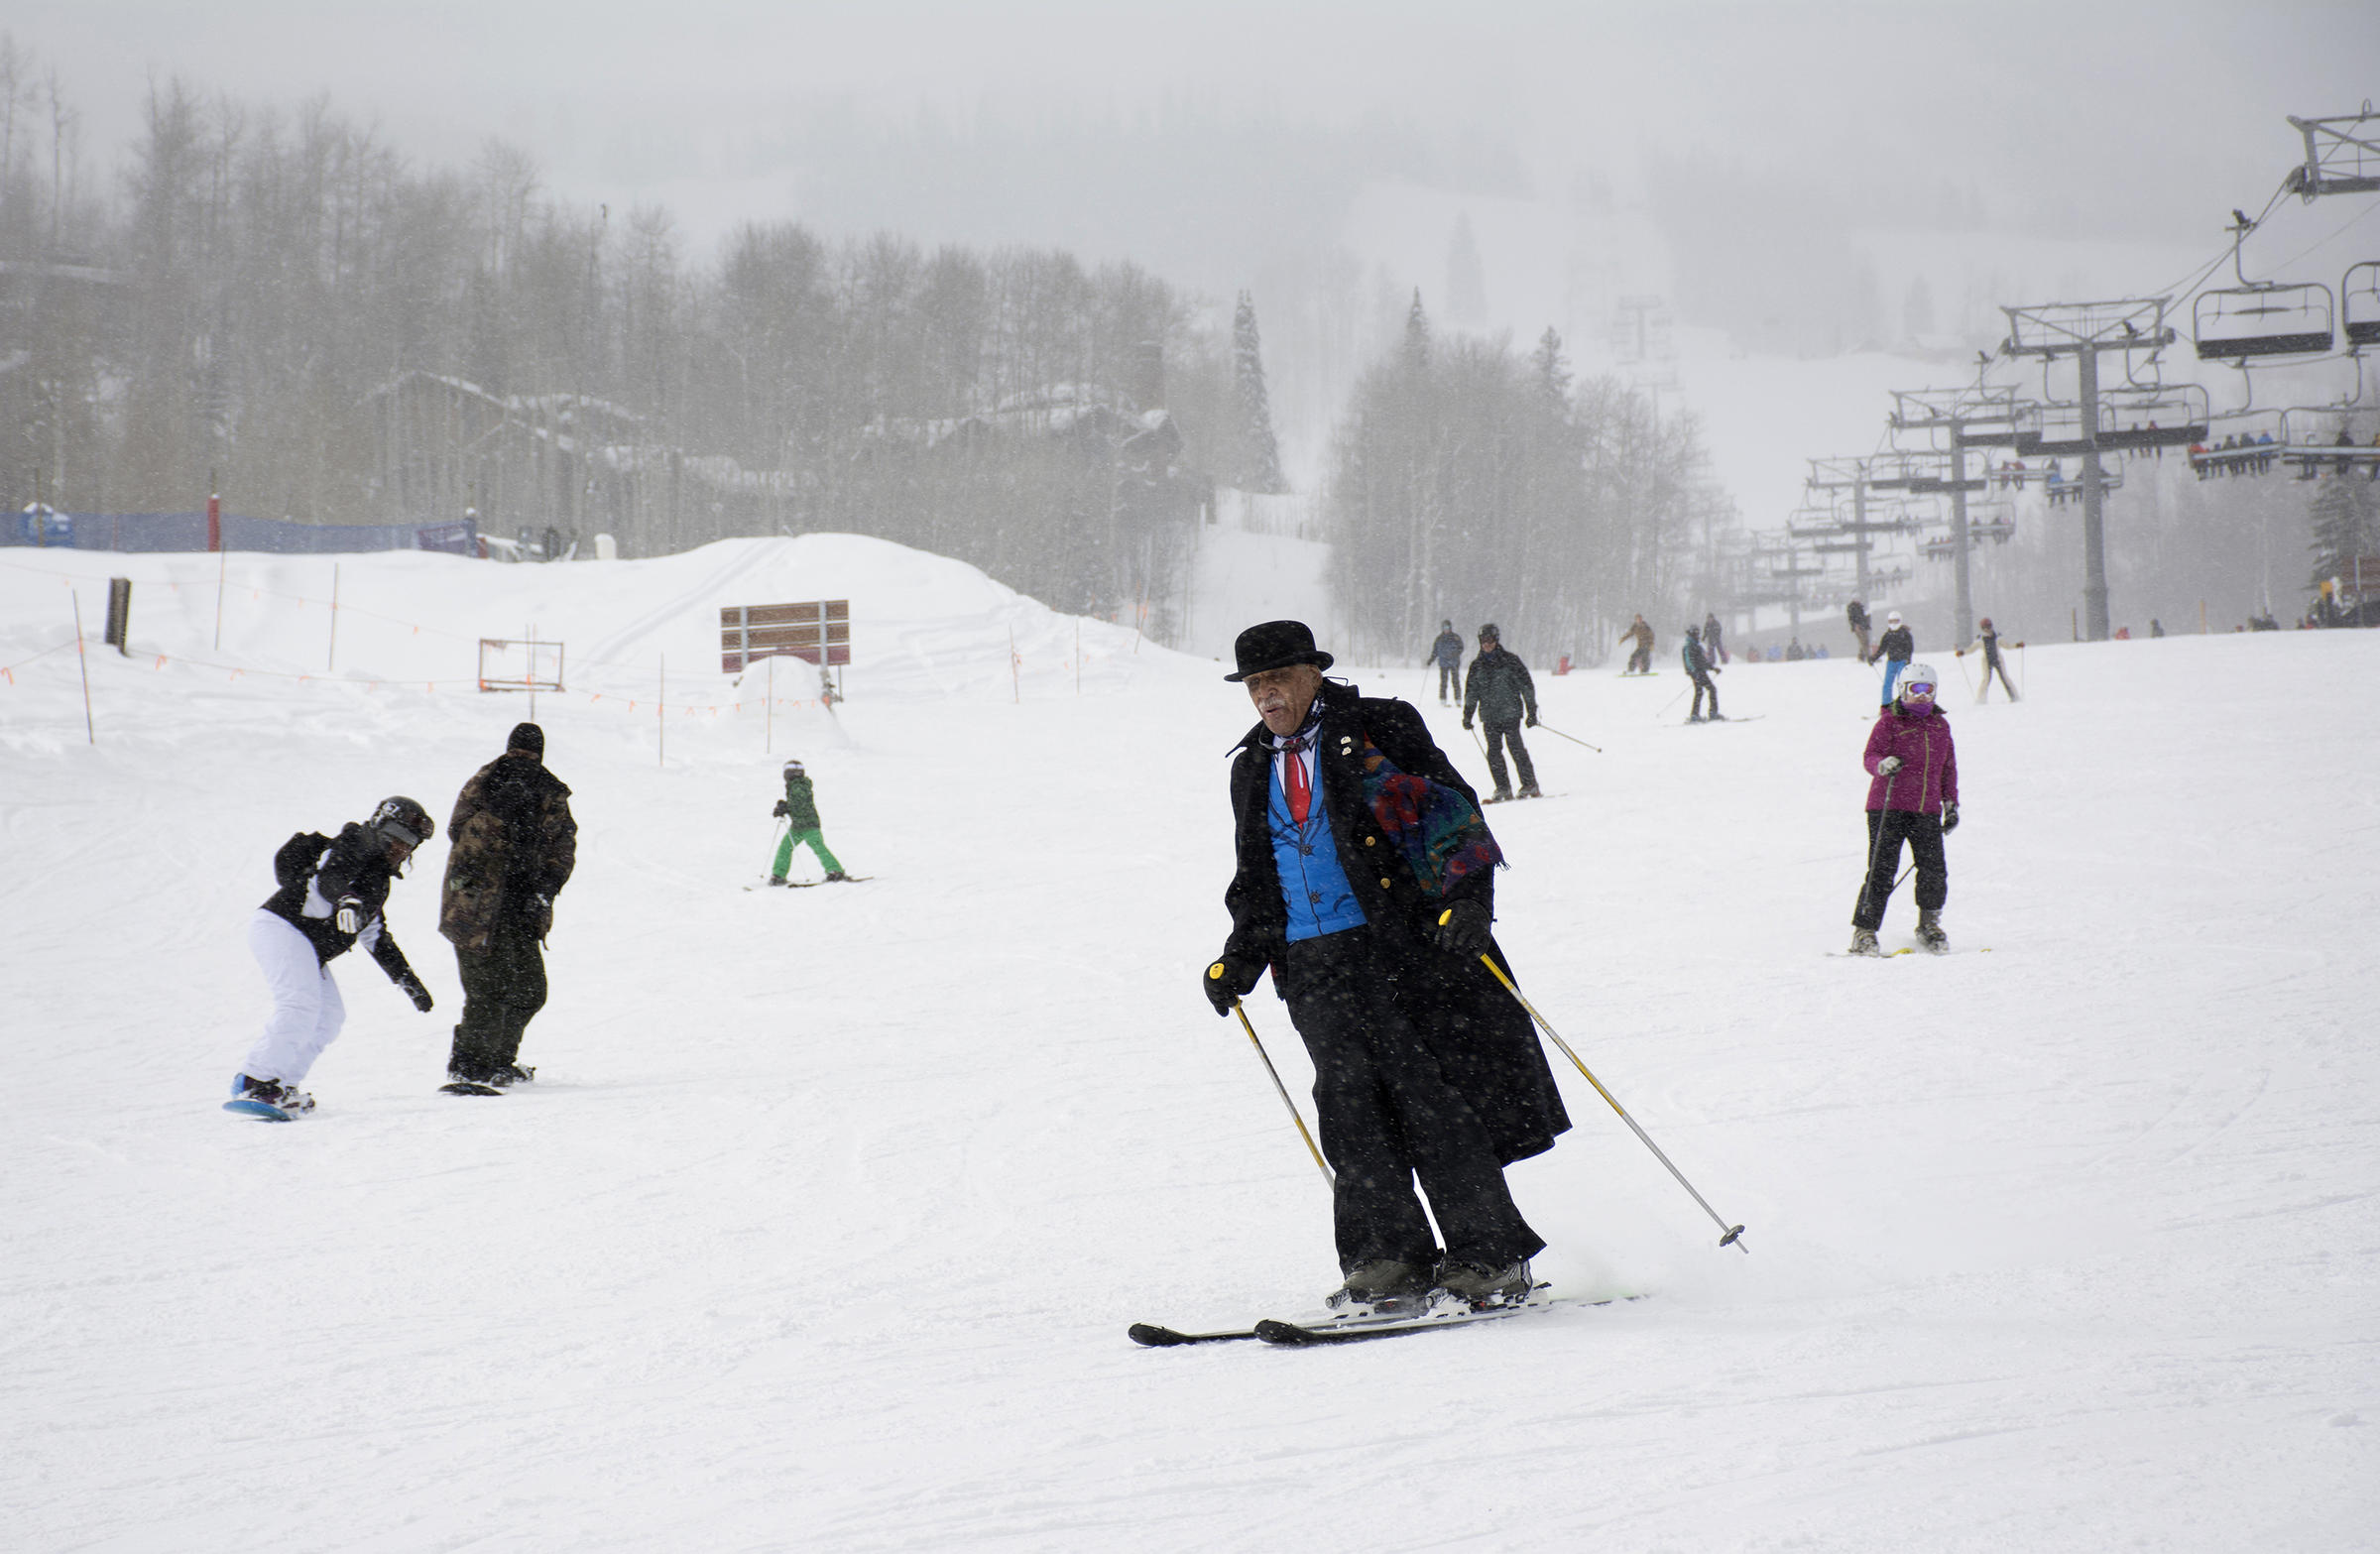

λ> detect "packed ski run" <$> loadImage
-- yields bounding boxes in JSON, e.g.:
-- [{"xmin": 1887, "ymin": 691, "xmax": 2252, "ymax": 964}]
[{"xmin": 3, "ymin": 535, "xmax": 2376, "ymax": 1552}]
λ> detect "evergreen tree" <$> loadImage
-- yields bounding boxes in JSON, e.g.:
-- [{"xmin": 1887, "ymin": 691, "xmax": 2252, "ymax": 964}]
[
  {"xmin": 1402, "ymin": 289, "xmax": 1431, "ymax": 371},
  {"xmin": 1231, "ymin": 291, "xmax": 1287, "ymax": 493},
  {"xmin": 2307, "ymin": 472, "xmax": 2380, "ymax": 602}
]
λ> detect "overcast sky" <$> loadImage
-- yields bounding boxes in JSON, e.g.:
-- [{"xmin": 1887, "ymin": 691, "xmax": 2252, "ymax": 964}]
[{"xmin": 15, "ymin": 0, "xmax": 2379, "ymax": 269}]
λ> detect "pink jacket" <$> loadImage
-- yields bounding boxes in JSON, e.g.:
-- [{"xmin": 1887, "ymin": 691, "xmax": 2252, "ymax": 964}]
[{"xmin": 1862, "ymin": 706, "xmax": 1958, "ymax": 813}]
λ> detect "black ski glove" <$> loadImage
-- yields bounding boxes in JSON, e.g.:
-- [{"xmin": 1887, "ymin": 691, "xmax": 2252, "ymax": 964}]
[
  {"xmin": 398, "ymin": 973, "xmax": 434, "ymax": 1013},
  {"xmin": 1942, "ymin": 801, "xmax": 1960, "ymax": 834},
  {"xmin": 1524, "ymin": 712, "xmax": 1538, "ymax": 727},
  {"xmin": 1461, "ymin": 715, "xmax": 1474, "ymax": 731},
  {"xmin": 334, "ymin": 897, "xmax": 364, "ymax": 935},
  {"xmin": 1204, "ymin": 954, "xmax": 1263, "ymax": 1016},
  {"xmin": 772, "ymin": 798, "xmax": 788, "ymax": 818},
  {"xmin": 1433, "ymin": 898, "xmax": 1491, "ymax": 955}
]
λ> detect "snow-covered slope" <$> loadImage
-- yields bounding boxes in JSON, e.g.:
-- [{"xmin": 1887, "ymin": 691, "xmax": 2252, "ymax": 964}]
[{"xmin": 2, "ymin": 538, "xmax": 2373, "ymax": 1552}]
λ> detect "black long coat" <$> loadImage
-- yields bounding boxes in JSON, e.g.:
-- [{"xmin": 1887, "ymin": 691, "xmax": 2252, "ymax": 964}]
[{"xmin": 1223, "ymin": 680, "xmax": 1571, "ymax": 1165}]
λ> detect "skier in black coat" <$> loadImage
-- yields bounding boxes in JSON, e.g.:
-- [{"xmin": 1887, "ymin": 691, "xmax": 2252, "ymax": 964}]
[
  {"xmin": 1461, "ymin": 624, "xmax": 1539, "ymax": 800},
  {"xmin": 1207, "ymin": 621, "xmax": 1569, "ymax": 1313},
  {"xmin": 1869, "ymin": 611, "xmax": 1916, "ymax": 705},
  {"xmin": 233, "ymin": 797, "xmax": 437, "ymax": 1113},
  {"xmin": 1682, "ymin": 625, "xmax": 1723, "ymax": 722}
]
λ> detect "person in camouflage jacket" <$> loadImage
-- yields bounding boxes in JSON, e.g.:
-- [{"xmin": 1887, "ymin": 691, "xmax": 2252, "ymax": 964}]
[{"xmin": 438, "ymin": 722, "xmax": 576, "ymax": 1085}]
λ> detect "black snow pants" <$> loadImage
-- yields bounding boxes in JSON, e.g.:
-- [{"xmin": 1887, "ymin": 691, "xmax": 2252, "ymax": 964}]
[
  {"xmin": 449, "ymin": 924, "xmax": 548, "ymax": 1076},
  {"xmin": 1852, "ymin": 809, "xmax": 1948, "ymax": 930},
  {"xmin": 1281, "ymin": 927, "xmax": 1543, "ymax": 1273},
  {"xmin": 1690, "ymin": 672, "xmax": 1720, "ymax": 719},
  {"xmin": 1481, "ymin": 717, "xmax": 1537, "ymax": 795},
  {"xmin": 1437, "ymin": 663, "xmax": 1460, "ymax": 702}
]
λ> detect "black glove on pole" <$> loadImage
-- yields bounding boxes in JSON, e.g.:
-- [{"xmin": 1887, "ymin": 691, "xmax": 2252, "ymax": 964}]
[{"xmin": 1433, "ymin": 899, "xmax": 1490, "ymax": 954}]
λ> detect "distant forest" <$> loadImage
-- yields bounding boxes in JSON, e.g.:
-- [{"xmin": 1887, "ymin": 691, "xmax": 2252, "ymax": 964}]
[{"xmin": 0, "ymin": 50, "xmax": 1718, "ymax": 652}]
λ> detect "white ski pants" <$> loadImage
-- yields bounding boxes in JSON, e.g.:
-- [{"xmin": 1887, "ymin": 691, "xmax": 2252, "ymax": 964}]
[{"xmin": 240, "ymin": 909, "xmax": 345, "ymax": 1084}]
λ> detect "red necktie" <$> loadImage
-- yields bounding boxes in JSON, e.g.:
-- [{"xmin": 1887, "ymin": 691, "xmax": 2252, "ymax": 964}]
[{"xmin": 1282, "ymin": 743, "xmax": 1313, "ymax": 824}]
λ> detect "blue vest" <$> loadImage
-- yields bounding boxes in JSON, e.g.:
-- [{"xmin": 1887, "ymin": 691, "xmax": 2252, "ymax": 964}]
[{"xmin": 1269, "ymin": 755, "xmax": 1368, "ymax": 942}]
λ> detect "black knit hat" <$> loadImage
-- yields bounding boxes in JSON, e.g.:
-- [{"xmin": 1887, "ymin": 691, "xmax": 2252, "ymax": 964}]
[
  {"xmin": 1225, "ymin": 620, "xmax": 1335, "ymax": 682},
  {"xmin": 508, "ymin": 722, "xmax": 545, "ymax": 758}
]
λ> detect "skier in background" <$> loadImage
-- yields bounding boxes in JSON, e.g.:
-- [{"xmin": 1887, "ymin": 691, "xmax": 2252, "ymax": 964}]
[
  {"xmin": 1703, "ymin": 611, "xmax": 1729, "ymax": 664},
  {"xmin": 1463, "ymin": 624, "xmax": 1541, "ymax": 801},
  {"xmin": 440, "ymin": 723, "xmax": 577, "ymax": 1087},
  {"xmin": 1424, "ymin": 620, "xmax": 1465, "ymax": 705},
  {"xmin": 231, "ymin": 797, "xmax": 438, "ymax": 1114},
  {"xmin": 1618, "ymin": 614, "xmax": 1656, "ymax": 675},
  {"xmin": 1868, "ymin": 610, "xmax": 1915, "ymax": 706},
  {"xmin": 1957, "ymin": 617, "xmax": 2019, "ymax": 702},
  {"xmin": 1845, "ymin": 599, "xmax": 1873, "ymax": 661},
  {"xmin": 1682, "ymin": 624, "xmax": 1724, "ymax": 722},
  {"xmin": 1849, "ymin": 663, "xmax": 1959, "ymax": 955},
  {"xmin": 770, "ymin": 759, "xmax": 850, "ymax": 885}
]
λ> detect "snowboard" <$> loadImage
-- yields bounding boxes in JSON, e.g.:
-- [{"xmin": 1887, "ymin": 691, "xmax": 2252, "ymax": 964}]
[
  {"xmin": 438, "ymin": 1081, "xmax": 505, "ymax": 1096},
  {"xmin": 222, "ymin": 1098, "xmax": 295, "ymax": 1122}
]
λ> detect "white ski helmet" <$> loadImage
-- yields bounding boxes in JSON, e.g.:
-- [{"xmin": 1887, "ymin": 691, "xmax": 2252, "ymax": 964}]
[
  {"xmin": 1885, "ymin": 610, "xmax": 1905, "ymax": 628},
  {"xmin": 1899, "ymin": 663, "xmax": 1940, "ymax": 699}
]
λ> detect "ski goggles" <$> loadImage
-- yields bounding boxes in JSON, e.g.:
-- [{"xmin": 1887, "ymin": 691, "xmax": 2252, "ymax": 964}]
[{"xmin": 1900, "ymin": 680, "xmax": 1937, "ymax": 700}]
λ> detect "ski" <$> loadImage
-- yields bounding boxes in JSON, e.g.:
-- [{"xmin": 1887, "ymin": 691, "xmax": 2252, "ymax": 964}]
[
  {"xmin": 1254, "ymin": 1291, "xmax": 1642, "ymax": 1347},
  {"xmin": 222, "ymin": 1098, "xmax": 295, "ymax": 1122},
  {"xmin": 1127, "ymin": 1323, "xmax": 1260, "ymax": 1347},
  {"xmin": 745, "ymin": 876, "xmax": 876, "ymax": 892},
  {"xmin": 438, "ymin": 1081, "xmax": 505, "ymax": 1096}
]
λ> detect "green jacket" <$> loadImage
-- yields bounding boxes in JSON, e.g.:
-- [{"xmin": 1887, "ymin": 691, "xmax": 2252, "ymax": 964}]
[{"xmin": 780, "ymin": 774, "xmax": 820, "ymax": 830}]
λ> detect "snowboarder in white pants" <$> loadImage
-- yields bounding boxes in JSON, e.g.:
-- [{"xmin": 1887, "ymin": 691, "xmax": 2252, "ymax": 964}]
[{"xmin": 232, "ymin": 797, "xmax": 438, "ymax": 1114}]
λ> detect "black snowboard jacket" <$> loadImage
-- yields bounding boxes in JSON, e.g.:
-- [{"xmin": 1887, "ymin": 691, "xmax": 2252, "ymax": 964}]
[
  {"xmin": 1222, "ymin": 681, "xmax": 1571, "ymax": 1166},
  {"xmin": 261, "ymin": 822, "xmax": 420, "ymax": 986},
  {"xmin": 1462, "ymin": 649, "xmax": 1538, "ymax": 726}
]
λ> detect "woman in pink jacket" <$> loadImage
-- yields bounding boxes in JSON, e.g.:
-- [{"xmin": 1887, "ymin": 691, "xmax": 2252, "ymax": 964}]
[{"xmin": 1850, "ymin": 662, "xmax": 1960, "ymax": 955}]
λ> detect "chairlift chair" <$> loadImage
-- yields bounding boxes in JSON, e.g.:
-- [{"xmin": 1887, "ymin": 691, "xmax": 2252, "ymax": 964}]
[
  {"xmin": 2193, "ymin": 285, "xmax": 2336, "ymax": 360},
  {"xmin": 2344, "ymin": 262, "xmax": 2380, "ymax": 348}
]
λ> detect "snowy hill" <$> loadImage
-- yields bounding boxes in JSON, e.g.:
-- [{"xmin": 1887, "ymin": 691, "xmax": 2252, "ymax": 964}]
[{"xmin": 2, "ymin": 538, "xmax": 2374, "ymax": 1551}]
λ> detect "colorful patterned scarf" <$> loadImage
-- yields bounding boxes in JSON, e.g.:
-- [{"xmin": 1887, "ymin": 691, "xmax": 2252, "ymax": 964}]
[{"xmin": 1359, "ymin": 737, "xmax": 1501, "ymax": 896}]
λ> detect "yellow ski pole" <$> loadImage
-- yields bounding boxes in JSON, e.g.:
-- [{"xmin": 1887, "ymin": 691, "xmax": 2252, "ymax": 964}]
[
  {"xmin": 1467, "ymin": 940, "xmax": 1747, "ymax": 1253},
  {"xmin": 1227, "ymin": 993, "xmax": 1335, "ymax": 1189}
]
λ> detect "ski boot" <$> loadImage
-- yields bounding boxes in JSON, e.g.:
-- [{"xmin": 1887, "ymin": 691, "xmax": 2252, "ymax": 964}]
[
  {"xmin": 232, "ymin": 1074, "xmax": 315, "ymax": 1114},
  {"xmin": 1848, "ymin": 927, "xmax": 1882, "ymax": 957},
  {"xmin": 767, "ymin": 876, "xmax": 789, "ymax": 888},
  {"xmin": 825, "ymin": 870, "xmax": 850, "ymax": 882},
  {"xmin": 1917, "ymin": 909, "xmax": 1949, "ymax": 954},
  {"xmin": 1326, "ymin": 1259, "xmax": 1432, "ymax": 1316},
  {"xmin": 1434, "ymin": 1257, "xmax": 1533, "ymax": 1310},
  {"xmin": 1517, "ymin": 782, "xmax": 1543, "ymax": 799},
  {"xmin": 487, "ymin": 1063, "xmax": 536, "ymax": 1086},
  {"xmin": 1488, "ymin": 786, "xmax": 1514, "ymax": 803}
]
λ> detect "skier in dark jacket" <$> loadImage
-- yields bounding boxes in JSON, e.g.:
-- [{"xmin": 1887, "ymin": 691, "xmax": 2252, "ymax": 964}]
[
  {"xmin": 1958, "ymin": 617, "xmax": 2019, "ymax": 702},
  {"xmin": 1702, "ymin": 612, "xmax": 1728, "ymax": 664},
  {"xmin": 1424, "ymin": 620, "xmax": 1465, "ymax": 704},
  {"xmin": 1682, "ymin": 625, "xmax": 1723, "ymax": 722},
  {"xmin": 1868, "ymin": 611, "xmax": 1915, "ymax": 705},
  {"xmin": 1846, "ymin": 600, "xmax": 1873, "ymax": 660},
  {"xmin": 1206, "ymin": 620, "xmax": 1569, "ymax": 1314},
  {"xmin": 769, "ymin": 759, "xmax": 848, "ymax": 884},
  {"xmin": 438, "ymin": 723, "xmax": 577, "ymax": 1086},
  {"xmin": 1461, "ymin": 624, "xmax": 1539, "ymax": 800},
  {"xmin": 232, "ymin": 797, "xmax": 437, "ymax": 1114},
  {"xmin": 1618, "ymin": 614, "xmax": 1656, "ymax": 675},
  {"xmin": 1850, "ymin": 663, "xmax": 1959, "ymax": 954}
]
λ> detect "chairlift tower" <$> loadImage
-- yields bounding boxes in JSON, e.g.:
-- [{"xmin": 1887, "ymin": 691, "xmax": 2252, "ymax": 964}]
[
  {"xmin": 1999, "ymin": 299, "xmax": 2176, "ymax": 642},
  {"xmin": 2286, "ymin": 106, "xmax": 2380, "ymax": 199},
  {"xmin": 1804, "ymin": 457, "xmax": 1905, "ymax": 604},
  {"xmin": 1888, "ymin": 384, "xmax": 2022, "ymax": 644},
  {"xmin": 1756, "ymin": 537, "xmax": 1827, "ymax": 634}
]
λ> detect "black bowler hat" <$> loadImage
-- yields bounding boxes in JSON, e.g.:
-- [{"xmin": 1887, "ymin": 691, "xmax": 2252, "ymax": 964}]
[{"xmin": 1225, "ymin": 620, "xmax": 1335, "ymax": 682}]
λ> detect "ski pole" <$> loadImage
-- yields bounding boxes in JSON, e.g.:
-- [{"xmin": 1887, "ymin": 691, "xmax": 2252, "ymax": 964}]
[
  {"xmin": 1474, "ymin": 950, "xmax": 1747, "ymax": 1253},
  {"xmin": 1652, "ymin": 684, "xmax": 1687, "ymax": 720},
  {"xmin": 1232, "ymin": 999, "xmax": 1335, "ymax": 1190},
  {"xmin": 1535, "ymin": 722, "xmax": 1603, "ymax": 754}
]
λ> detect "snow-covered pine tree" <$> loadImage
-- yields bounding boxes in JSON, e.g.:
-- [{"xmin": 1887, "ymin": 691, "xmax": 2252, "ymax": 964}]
[
  {"xmin": 1232, "ymin": 292, "xmax": 1288, "ymax": 494},
  {"xmin": 1403, "ymin": 289, "xmax": 1431, "ymax": 372},
  {"xmin": 2306, "ymin": 470, "xmax": 2380, "ymax": 615}
]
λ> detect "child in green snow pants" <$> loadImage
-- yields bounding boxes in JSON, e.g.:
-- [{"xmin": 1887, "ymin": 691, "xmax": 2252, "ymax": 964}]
[{"xmin": 773, "ymin": 825, "xmax": 843, "ymax": 881}]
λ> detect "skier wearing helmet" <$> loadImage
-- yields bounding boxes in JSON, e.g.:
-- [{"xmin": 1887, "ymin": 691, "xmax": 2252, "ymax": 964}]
[
  {"xmin": 1868, "ymin": 610, "xmax": 1915, "ymax": 706},
  {"xmin": 1849, "ymin": 664, "xmax": 1959, "ymax": 955},
  {"xmin": 769, "ymin": 758, "xmax": 849, "ymax": 885},
  {"xmin": 230, "ymin": 795, "xmax": 437, "ymax": 1116}
]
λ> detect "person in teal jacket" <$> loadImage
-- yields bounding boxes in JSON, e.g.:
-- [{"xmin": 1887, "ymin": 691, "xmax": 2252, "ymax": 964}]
[{"xmin": 769, "ymin": 760, "xmax": 849, "ymax": 885}]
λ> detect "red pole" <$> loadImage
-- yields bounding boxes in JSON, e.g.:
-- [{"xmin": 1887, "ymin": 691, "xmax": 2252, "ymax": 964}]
[{"xmin": 207, "ymin": 487, "xmax": 221, "ymax": 552}]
